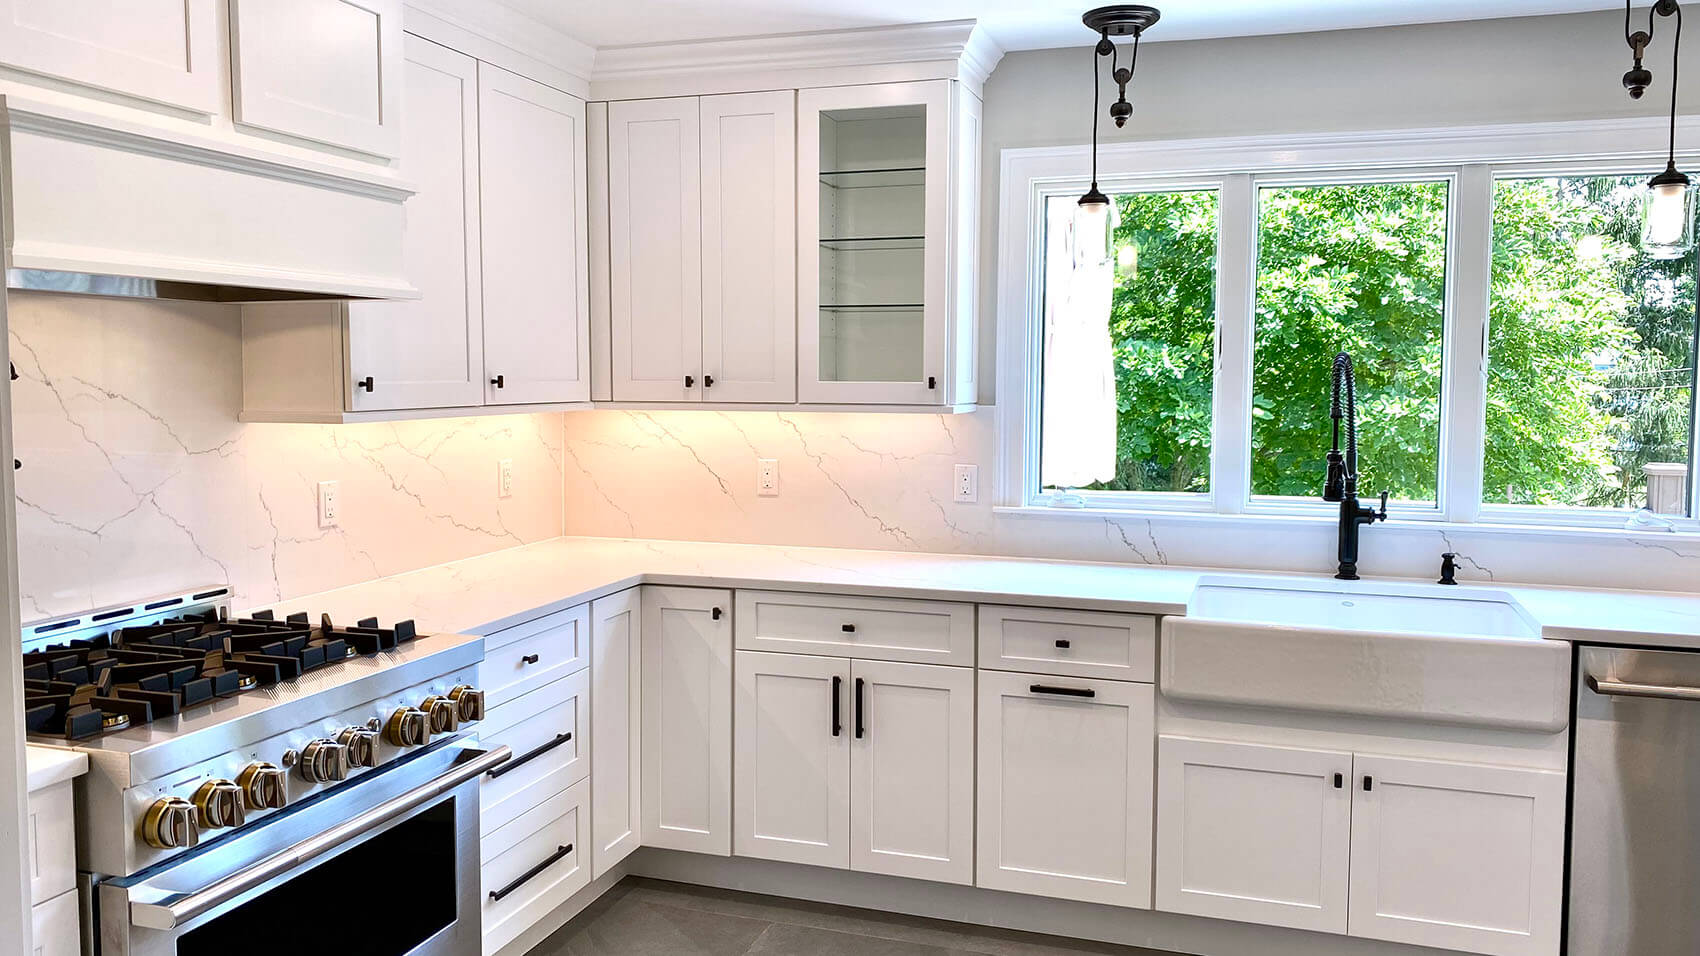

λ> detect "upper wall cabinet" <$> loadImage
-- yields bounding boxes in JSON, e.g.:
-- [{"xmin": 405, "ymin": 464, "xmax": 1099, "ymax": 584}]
[
  {"xmin": 230, "ymin": 0, "xmax": 404, "ymax": 158},
  {"xmin": 607, "ymin": 92, "xmax": 796, "ymax": 404},
  {"xmin": 799, "ymin": 79, "xmax": 980, "ymax": 406},
  {"xmin": 0, "ymin": 0, "xmax": 223, "ymax": 113},
  {"xmin": 479, "ymin": 64, "xmax": 591, "ymax": 405}
]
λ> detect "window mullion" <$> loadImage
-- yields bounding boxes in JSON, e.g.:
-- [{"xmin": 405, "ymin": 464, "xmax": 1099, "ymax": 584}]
[
  {"xmin": 1212, "ymin": 173, "xmax": 1256, "ymax": 515},
  {"xmin": 1442, "ymin": 164, "xmax": 1493, "ymax": 523}
]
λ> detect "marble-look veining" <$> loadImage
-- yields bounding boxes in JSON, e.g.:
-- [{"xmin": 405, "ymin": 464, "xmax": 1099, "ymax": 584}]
[
  {"xmin": 559, "ymin": 409, "xmax": 1700, "ymax": 593},
  {"xmin": 261, "ymin": 536, "xmax": 1700, "ymax": 651},
  {"xmin": 7, "ymin": 293, "xmax": 565, "ymax": 619}
]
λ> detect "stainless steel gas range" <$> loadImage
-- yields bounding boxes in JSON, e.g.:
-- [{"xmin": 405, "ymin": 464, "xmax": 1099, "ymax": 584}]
[{"xmin": 19, "ymin": 587, "xmax": 509, "ymax": 956}]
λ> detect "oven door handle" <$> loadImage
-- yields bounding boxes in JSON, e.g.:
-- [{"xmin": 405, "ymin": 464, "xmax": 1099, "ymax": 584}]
[
  {"xmin": 129, "ymin": 744, "xmax": 512, "ymax": 931},
  {"xmin": 1586, "ymin": 674, "xmax": 1700, "ymax": 702}
]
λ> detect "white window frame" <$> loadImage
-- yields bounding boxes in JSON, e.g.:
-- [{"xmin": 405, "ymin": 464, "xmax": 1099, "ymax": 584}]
[{"xmin": 996, "ymin": 116, "xmax": 1700, "ymax": 534}]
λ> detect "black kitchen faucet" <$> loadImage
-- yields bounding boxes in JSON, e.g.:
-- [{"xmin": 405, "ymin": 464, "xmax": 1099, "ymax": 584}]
[{"xmin": 1323, "ymin": 352, "xmax": 1387, "ymax": 580}]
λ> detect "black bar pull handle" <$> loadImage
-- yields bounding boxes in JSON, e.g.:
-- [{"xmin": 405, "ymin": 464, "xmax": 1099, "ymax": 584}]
[
  {"xmin": 854, "ymin": 677, "xmax": 865, "ymax": 739},
  {"xmin": 1334, "ymin": 773, "xmax": 1344, "ymax": 789},
  {"xmin": 489, "ymin": 844, "xmax": 572, "ymax": 902},
  {"xmin": 1363, "ymin": 775, "xmax": 1374, "ymax": 792},
  {"xmin": 1030, "ymin": 684, "xmax": 1094, "ymax": 698},
  {"xmin": 832, "ymin": 675, "xmax": 842, "ymax": 737},
  {"xmin": 488, "ymin": 732, "xmax": 572, "ymax": 779}
]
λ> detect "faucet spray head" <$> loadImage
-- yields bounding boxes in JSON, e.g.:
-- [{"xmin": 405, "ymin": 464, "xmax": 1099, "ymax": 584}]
[{"xmin": 1324, "ymin": 450, "xmax": 1345, "ymax": 502}]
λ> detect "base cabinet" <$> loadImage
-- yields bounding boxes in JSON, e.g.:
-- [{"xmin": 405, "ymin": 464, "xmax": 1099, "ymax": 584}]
[
  {"xmin": 1156, "ymin": 736, "xmax": 1564, "ymax": 956},
  {"xmin": 641, "ymin": 587, "xmax": 733, "ymax": 855},
  {"xmin": 976, "ymin": 672, "xmax": 1154, "ymax": 908}
]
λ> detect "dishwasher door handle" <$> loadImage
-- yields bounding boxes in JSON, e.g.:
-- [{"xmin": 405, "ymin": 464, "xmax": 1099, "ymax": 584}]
[{"xmin": 1586, "ymin": 674, "xmax": 1700, "ymax": 702}]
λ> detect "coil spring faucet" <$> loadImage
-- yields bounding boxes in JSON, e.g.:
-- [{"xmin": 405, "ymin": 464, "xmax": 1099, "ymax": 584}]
[{"xmin": 1324, "ymin": 352, "xmax": 1388, "ymax": 580}]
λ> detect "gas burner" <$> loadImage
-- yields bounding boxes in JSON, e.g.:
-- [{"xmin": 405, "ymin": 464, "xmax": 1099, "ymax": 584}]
[{"xmin": 21, "ymin": 595, "xmax": 422, "ymax": 740}]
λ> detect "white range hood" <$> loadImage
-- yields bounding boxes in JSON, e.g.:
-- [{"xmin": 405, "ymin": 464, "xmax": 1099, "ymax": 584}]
[{"xmin": 1, "ymin": 95, "xmax": 417, "ymax": 302}]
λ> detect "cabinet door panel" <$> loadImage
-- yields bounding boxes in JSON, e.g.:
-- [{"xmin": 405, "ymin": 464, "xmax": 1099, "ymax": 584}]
[
  {"xmin": 609, "ymin": 97, "xmax": 702, "ymax": 402},
  {"xmin": 1155, "ymin": 736, "xmax": 1352, "ymax": 934},
  {"xmin": 0, "ymin": 0, "xmax": 221, "ymax": 113},
  {"xmin": 1349, "ymin": 754, "xmax": 1564, "ymax": 956},
  {"xmin": 734, "ymin": 651, "xmax": 850, "ymax": 868},
  {"xmin": 479, "ymin": 65, "xmax": 590, "ymax": 405},
  {"xmin": 700, "ymin": 92, "xmax": 796, "ymax": 403},
  {"xmin": 346, "ymin": 36, "xmax": 484, "ymax": 411},
  {"xmin": 591, "ymin": 589, "xmax": 643, "ymax": 877},
  {"xmin": 977, "ymin": 672, "xmax": 1154, "ymax": 908},
  {"xmin": 231, "ymin": 0, "xmax": 402, "ymax": 157},
  {"xmin": 640, "ymin": 587, "xmax": 732, "ymax": 855},
  {"xmin": 850, "ymin": 660, "xmax": 972, "ymax": 885}
]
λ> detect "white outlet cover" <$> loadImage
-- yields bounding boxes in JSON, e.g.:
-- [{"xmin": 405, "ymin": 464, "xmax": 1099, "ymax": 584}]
[
  {"xmin": 317, "ymin": 480, "xmax": 340, "ymax": 528},
  {"xmin": 498, "ymin": 458, "xmax": 514, "ymax": 498},
  {"xmin": 757, "ymin": 458, "xmax": 779, "ymax": 497},
  {"xmin": 954, "ymin": 464, "xmax": 978, "ymax": 503}
]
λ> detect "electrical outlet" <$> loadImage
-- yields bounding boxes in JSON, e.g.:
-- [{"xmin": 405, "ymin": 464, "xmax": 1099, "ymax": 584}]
[
  {"xmin": 954, "ymin": 464, "xmax": 978, "ymax": 503},
  {"xmin": 498, "ymin": 458, "xmax": 514, "ymax": 498},
  {"xmin": 317, "ymin": 480, "xmax": 340, "ymax": 528},
  {"xmin": 757, "ymin": 458, "xmax": 780, "ymax": 497}
]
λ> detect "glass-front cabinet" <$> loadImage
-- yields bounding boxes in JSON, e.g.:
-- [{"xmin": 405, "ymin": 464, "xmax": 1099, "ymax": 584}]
[{"xmin": 798, "ymin": 79, "xmax": 980, "ymax": 406}]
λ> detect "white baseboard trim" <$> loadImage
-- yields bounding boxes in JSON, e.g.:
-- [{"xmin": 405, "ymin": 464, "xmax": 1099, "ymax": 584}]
[{"xmin": 625, "ymin": 848, "xmax": 1457, "ymax": 956}]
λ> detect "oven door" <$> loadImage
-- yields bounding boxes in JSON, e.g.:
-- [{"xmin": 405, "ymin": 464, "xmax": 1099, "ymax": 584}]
[{"xmin": 99, "ymin": 739, "xmax": 509, "ymax": 956}]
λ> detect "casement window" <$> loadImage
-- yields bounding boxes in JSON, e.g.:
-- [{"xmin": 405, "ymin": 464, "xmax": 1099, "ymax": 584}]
[{"xmin": 998, "ymin": 120, "xmax": 1700, "ymax": 532}]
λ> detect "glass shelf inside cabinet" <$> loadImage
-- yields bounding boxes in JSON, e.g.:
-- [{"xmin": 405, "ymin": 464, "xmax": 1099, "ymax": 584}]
[
  {"xmin": 818, "ymin": 166, "xmax": 926, "ymax": 189},
  {"xmin": 819, "ymin": 236, "xmax": 925, "ymax": 251}
]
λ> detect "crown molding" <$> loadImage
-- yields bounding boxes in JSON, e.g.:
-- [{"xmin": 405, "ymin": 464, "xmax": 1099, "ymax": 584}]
[
  {"xmin": 405, "ymin": 0, "xmax": 594, "ymax": 97},
  {"xmin": 590, "ymin": 20, "xmax": 1005, "ymax": 101}
]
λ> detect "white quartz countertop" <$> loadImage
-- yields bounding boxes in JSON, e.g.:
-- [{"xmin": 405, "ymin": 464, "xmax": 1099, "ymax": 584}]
[
  {"xmin": 256, "ymin": 536, "xmax": 1700, "ymax": 650},
  {"xmin": 26, "ymin": 745, "xmax": 87, "ymax": 792}
]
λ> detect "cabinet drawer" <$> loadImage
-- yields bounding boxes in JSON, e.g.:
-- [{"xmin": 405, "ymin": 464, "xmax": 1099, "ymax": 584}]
[
  {"xmin": 735, "ymin": 590, "xmax": 974, "ymax": 665},
  {"xmin": 31, "ymin": 888, "xmax": 78, "ymax": 956},
  {"xmin": 27, "ymin": 780, "xmax": 75, "ymax": 905},
  {"xmin": 482, "ymin": 779, "xmax": 589, "ymax": 956},
  {"xmin": 978, "ymin": 606, "xmax": 1155, "ymax": 683},
  {"xmin": 480, "ymin": 670, "xmax": 589, "ymax": 834},
  {"xmin": 484, "ymin": 603, "xmax": 588, "ymax": 707}
]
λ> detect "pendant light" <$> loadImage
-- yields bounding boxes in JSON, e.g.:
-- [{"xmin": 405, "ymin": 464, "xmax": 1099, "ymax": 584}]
[
  {"xmin": 1624, "ymin": 0, "xmax": 1695, "ymax": 259},
  {"xmin": 1078, "ymin": 5, "xmax": 1161, "ymax": 255}
]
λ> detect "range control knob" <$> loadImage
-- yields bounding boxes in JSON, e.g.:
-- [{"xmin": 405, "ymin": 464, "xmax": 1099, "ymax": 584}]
[
  {"xmin": 420, "ymin": 695, "xmax": 460, "ymax": 735},
  {"xmin": 236, "ymin": 762, "xmax": 287, "ymax": 810},
  {"xmin": 337, "ymin": 726, "xmax": 381, "ymax": 768},
  {"xmin": 191, "ymin": 779, "xmax": 246, "ymax": 829},
  {"xmin": 448, "ymin": 685, "xmax": 485, "ymax": 723},
  {"xmin": 289, "ymin": 739, "xmax": 349, "ymax": 783},
  {"xmin": 385, "ymin": 706, "xmax": 432, "ymax": 747},
  {"xmin": 140, "ymin": 796, "xmax": 199, "ymax": 849}
]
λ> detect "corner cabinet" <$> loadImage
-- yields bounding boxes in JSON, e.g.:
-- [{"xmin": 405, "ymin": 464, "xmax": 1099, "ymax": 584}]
[{"xmin": 798, "ymin": 79, "xmax": 979, "ymax": 406}]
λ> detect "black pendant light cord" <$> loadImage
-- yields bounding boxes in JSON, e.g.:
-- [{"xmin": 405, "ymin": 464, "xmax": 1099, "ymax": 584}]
[
  {"xmin": 1089, "ymin": 36, "xmax": 1102, "ymax": 190},
  {"xmin": 1668, "ymin": 3, "xmax": 1683, "ymax": 171}
]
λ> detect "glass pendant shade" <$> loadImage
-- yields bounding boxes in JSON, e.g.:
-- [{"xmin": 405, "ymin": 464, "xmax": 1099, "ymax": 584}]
[
  {"xmin": 1075, "ymin": 189, "xmax": 1111, "ymax": 264},
  {"xmin": 1643, "ymin": 166, "xmax": 1695, "ymax": 259}
]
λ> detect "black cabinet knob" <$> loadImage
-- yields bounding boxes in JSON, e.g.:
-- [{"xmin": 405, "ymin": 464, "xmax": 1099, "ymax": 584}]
[
  {"xmin": 927, "ymin": 375, "xmax": 937, "ymax": 389},
  {"xmin": 711, "ymin": 606, "xmax": 722, "ymax": 620},
  {"xmin": 685, "ymin": 375, "xmax": 695, "ymax": 388},
  {"xmin": 704, "ymin": 374, "xmax": 715, "ymax": 388},
  {"xmin": 520, "ymin": 654, "xmax": 539, "ymax": 665},
  {"xmin": 358, "ymin": 376, "xmax": 374, "ymax": 392},
  {"xmin": 841, "ymin": 623, "xmax": 856, "ymax": 633},
  {"xmin": 490, "ymin": 374, "xmax": 505, "ymax": 389}
]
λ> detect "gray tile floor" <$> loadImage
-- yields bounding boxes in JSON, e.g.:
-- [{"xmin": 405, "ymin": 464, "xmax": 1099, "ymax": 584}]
[{"xmin": 530, "ymin": 878, "xmax": 1179, "ymax": 956}]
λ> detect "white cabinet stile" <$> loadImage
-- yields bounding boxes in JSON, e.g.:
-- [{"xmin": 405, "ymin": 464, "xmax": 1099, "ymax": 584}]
[
  {"xmin": 608, "ymin": 97, "xmax": 704, "ymax": 402},
  {"xmin": 479, "ymin": 64, "xmax": 592, "ymax": 405},
  {"xmin": 591, "ymin": 589, "xmax": 644, "ymax": 877},
  {"xmin": 640, "ymin": 587, "xmax": 733, "ymax": 855}
]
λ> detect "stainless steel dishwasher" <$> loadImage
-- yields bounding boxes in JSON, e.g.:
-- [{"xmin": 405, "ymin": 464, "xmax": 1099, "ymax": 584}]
[{"xmin": 1569, "ymin": 644, "xmax": 1700, "ymax": 954}]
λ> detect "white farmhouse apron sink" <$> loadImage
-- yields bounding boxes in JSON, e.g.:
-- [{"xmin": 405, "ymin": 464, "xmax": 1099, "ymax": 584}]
[{"xmin": 1162, "ymin": 576, "xmax": 1571, "ymax": 731}]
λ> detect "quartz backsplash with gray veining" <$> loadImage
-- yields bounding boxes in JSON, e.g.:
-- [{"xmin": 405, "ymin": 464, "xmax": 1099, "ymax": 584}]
[
  {"xmin": 558, "ymin": 409, "xmax": 1700, "ymax": 593},
  {"xmin": 7, "ymin": 293, "xmax": 564, "ymax": 620}
]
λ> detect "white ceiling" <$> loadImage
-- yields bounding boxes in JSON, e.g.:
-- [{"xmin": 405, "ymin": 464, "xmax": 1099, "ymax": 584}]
[{"xmin": 508, "ymin": 0, "xmax": 1622, "ymax": 52}]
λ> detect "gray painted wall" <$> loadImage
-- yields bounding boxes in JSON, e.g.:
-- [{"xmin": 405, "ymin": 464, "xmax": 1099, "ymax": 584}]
[{"xmin": 976, "ymin": 9, "xmax": 1700, "ymax": 402}]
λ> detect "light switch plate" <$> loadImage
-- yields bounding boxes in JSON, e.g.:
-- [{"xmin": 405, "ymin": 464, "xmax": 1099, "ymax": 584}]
[
  {"xmin": 954, "ymin": 464, "xmax": 978, "ymax": 503},
  {"xmin": 757, "ymin": 458, "xmax": 780, "ymax": 497},
  {"xmin": 317, "ymin": 480, "xmax": 340, "ymax": 528}
]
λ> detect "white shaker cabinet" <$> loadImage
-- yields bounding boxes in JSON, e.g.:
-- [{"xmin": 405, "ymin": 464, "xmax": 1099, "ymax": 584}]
[
  {"xmin": 230, "ymin": 0, "xmax": 403, "ymax": 158},
  {"xmin": 590, "ymin": 589, "xmax": 644, "ymax": 878},
  {"xmin": 1347, "ymin": 755, "xmax": 1564, "ymax": 956},
  {"xmin": 640, "ymin": 587, "xmax": 733, "ymax": 856},
  {"xmin": 479, "ymin": 64, "xmax": 592, "ymax": 406},
  {"xmin": 1154, "ymin": 737, "xmax": 1352, "ymax": 933},
  {"xmin": 0, "ymin": 0, "xmax": 223, "ymax": 114},
  {"xmin": 733, "ymin": 651, "xmax": 851, "ymax": 868},
  {"xmin": 344, "ymin": 35, "xmax": 486, "ymax": 412},
  {"xmin": 608, "ymin": 97, "xmax": 703, "ymax": 402},
  {"xmin": 976, "ymin": 672, "xmax": 1154, "ymax": 908},
  {"xmin": 798, "ymin": 79, "xmax": 979, "ymax": 406}
]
